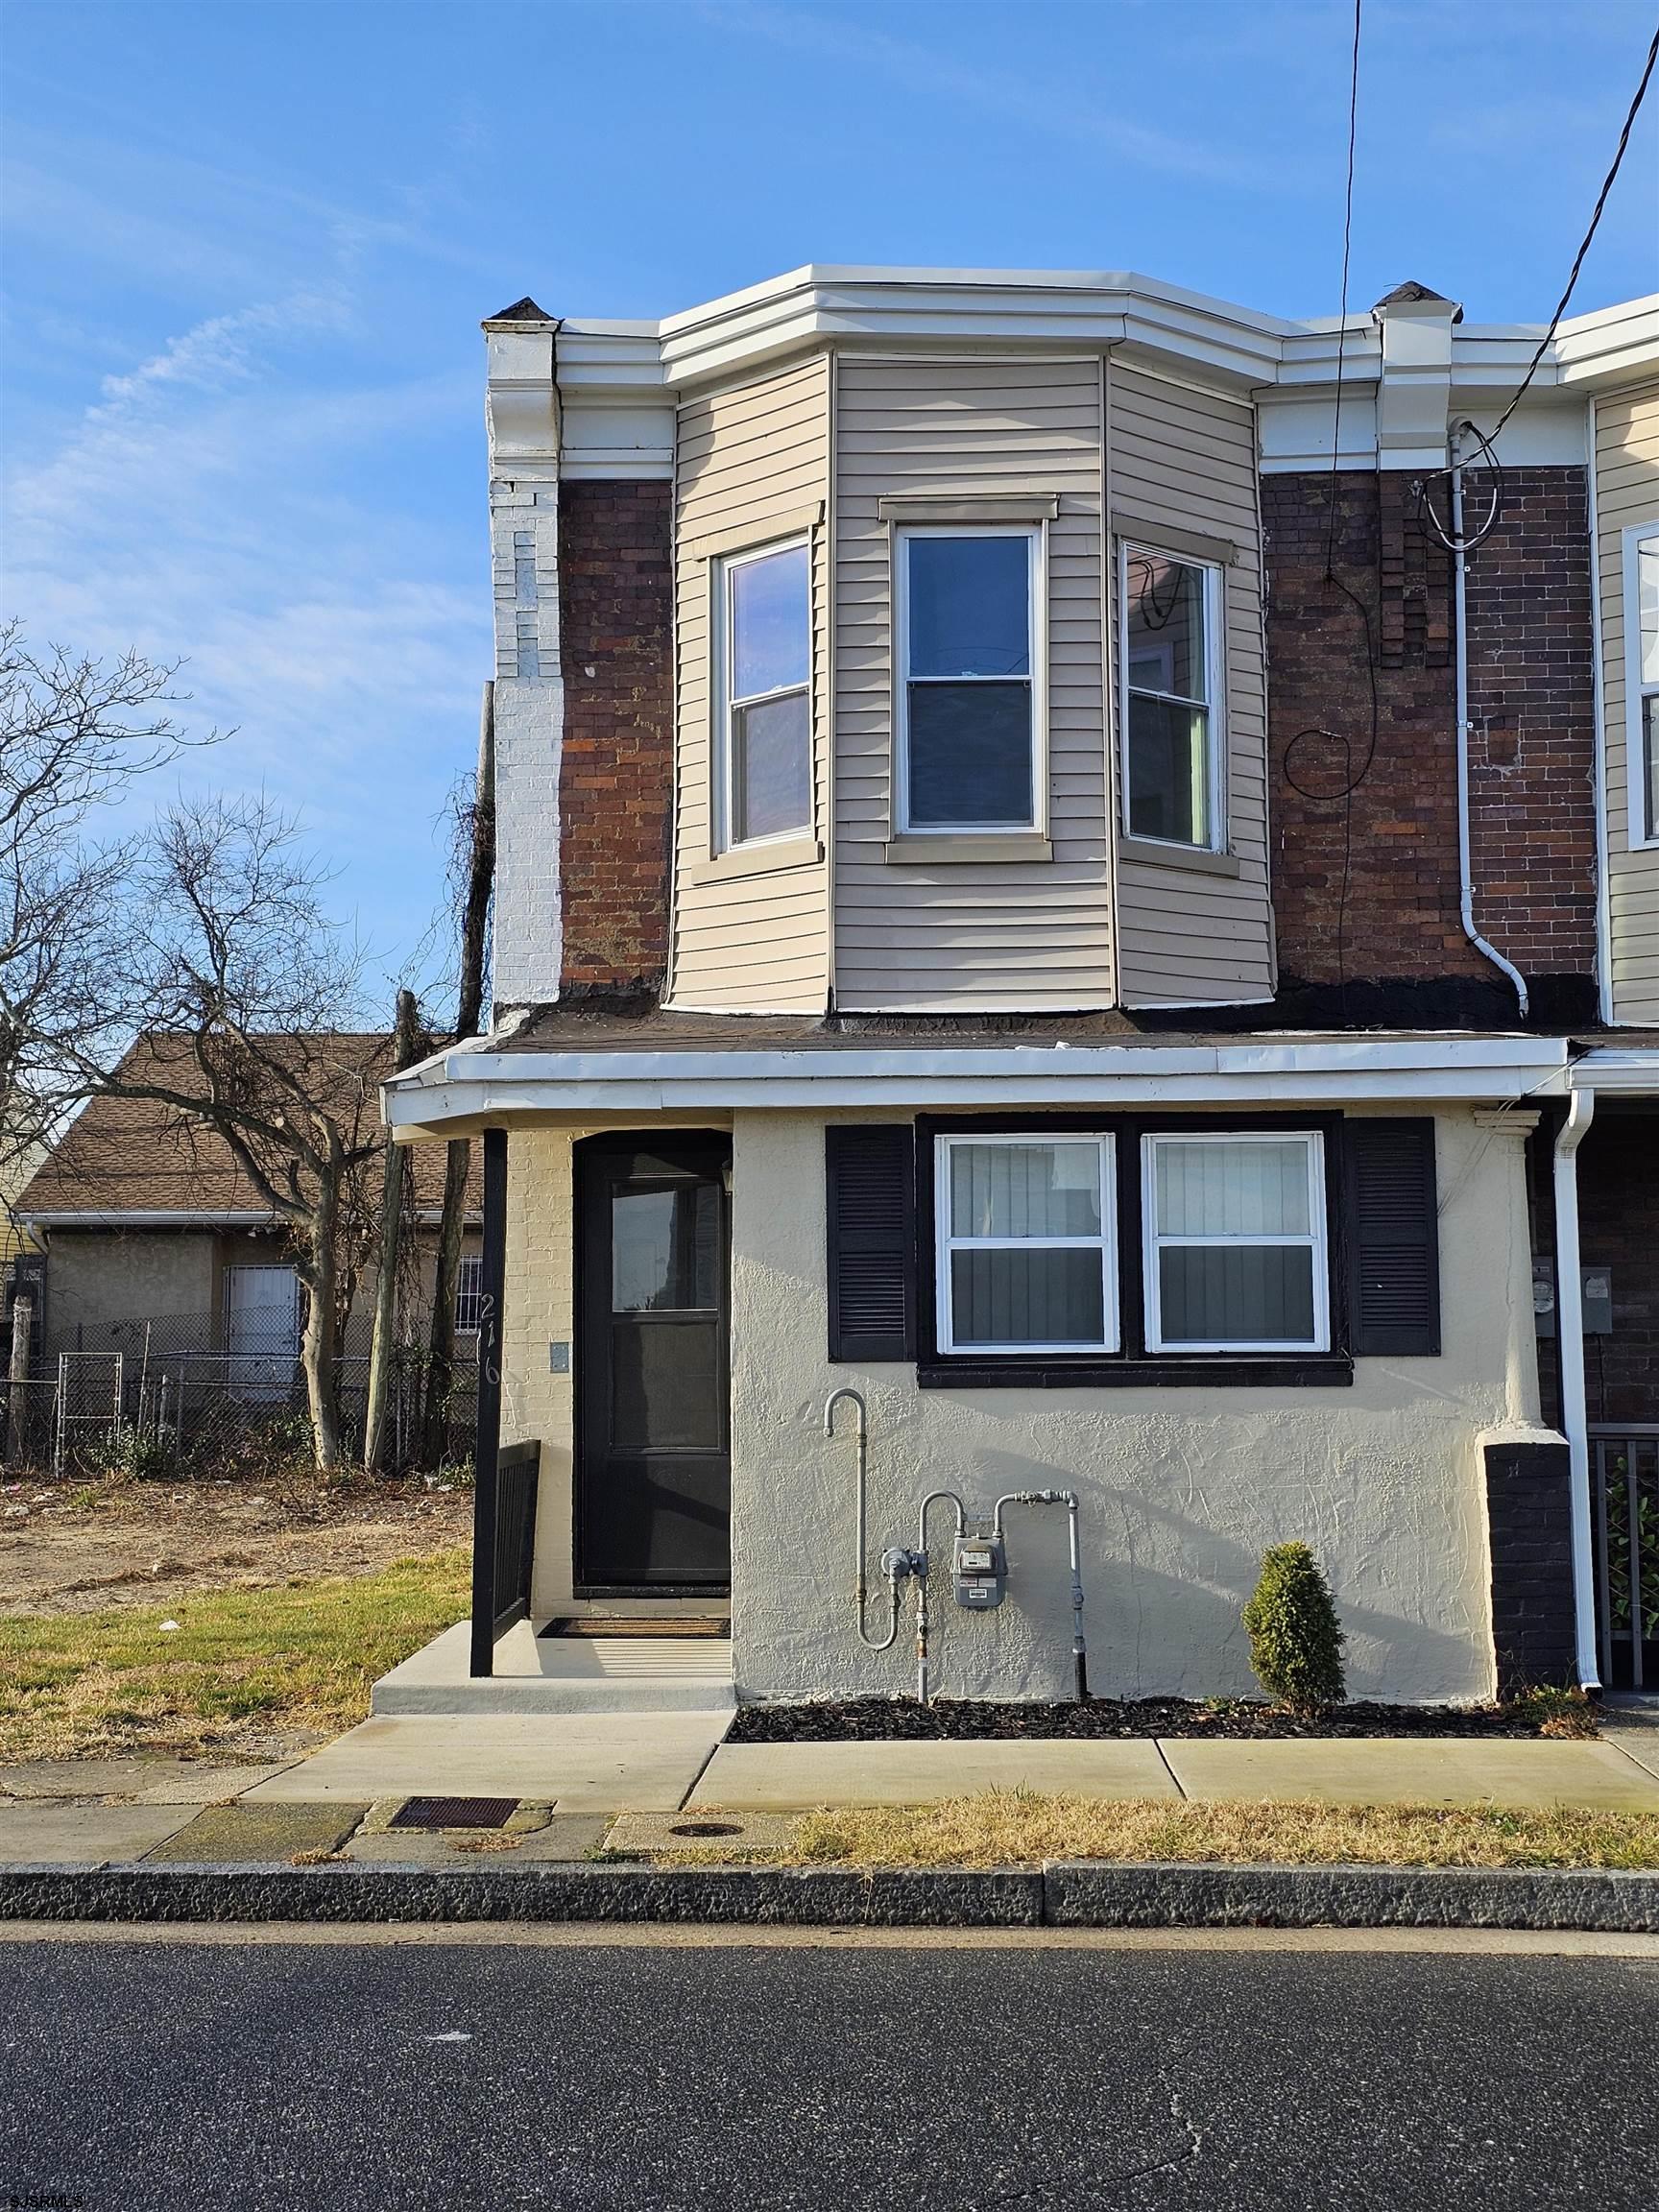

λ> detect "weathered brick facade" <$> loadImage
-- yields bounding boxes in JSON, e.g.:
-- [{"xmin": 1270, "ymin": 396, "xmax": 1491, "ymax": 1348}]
[
  {"xmin": 1483, "ymin": 1439, "xmax": 1579, "ymax": 1693},
  {"xmin": 1463, "ymin": 467, "xmax": 1599, "ymax": 987},
  {"xmin": 1531, "ymin": 1116, "xmax": 1659, "ymax": 1428},
  {"xmin": 1262, "ymin": 469, "xmax": 1598, "ymax": 1023},
  {"xmin": 556, "ymin": 481, "xmax": 673, "ymax": 999}
]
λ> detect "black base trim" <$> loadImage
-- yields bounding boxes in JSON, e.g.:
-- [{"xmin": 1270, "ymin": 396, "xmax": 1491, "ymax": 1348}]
[
  {"xmin": 919, "ymin": 1357, "xmax": 1355, "ymax": 1390},
  {"xmin": 1131, "ymin": 974, "xmax": 1601, "ymax": 1033}
]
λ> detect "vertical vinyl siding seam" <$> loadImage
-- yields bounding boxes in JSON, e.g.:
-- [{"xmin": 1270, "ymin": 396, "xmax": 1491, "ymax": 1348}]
[
  {"xmin": 1598, "ymin": 386, "xmax": 1659, "ymax": 1020},
  {"xmin": 1101, "ymin": 346, "xmax": 1122, "ymax": 1005}
]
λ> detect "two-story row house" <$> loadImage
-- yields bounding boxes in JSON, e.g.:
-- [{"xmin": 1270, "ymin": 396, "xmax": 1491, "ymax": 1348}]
[{"xmin": 385, "ymin": 266, "xmax": 1659, "ymax": 1715}]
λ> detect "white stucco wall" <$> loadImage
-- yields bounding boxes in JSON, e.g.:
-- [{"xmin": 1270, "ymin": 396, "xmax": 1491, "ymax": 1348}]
[
  {"xmin": 501, "ymin": 1126, "xmax": 583, "ymax": 1618},
  {"xmin": 726, "ymin": 1105, "xmax": 1544, "ymax": 1706}
]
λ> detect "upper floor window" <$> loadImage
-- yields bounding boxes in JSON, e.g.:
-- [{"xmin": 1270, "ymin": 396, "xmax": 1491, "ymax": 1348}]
[
  {"xmin": 1630, "ymin": 526, "xmax": 1659, "ymax": 846},
  {"xmin": 897, "ymin": 527, "xmax": 1041, "ymax": 832},
  {"xmin": 718, "ymin": 539, "xmax": 811, "ymax": 849},
  {"xmin": 1119, "ymin": 544, "xmax": 1223, "ymax": 851}
]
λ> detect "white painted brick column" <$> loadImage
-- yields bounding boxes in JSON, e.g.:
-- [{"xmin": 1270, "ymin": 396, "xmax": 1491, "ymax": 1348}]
[{"xmin": 484, "ymin": 316, "xmax": 565, "ymax": 1006}]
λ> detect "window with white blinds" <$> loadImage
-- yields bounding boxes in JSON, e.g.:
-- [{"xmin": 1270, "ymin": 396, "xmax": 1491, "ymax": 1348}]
[
  {"xmin": 1141, "ymin": 1132, "xmax": 1329, "ymax": 1353},
  {"xmin": 936, "ymin": 1135, "xmax": 1118, "ymax": 1354}
]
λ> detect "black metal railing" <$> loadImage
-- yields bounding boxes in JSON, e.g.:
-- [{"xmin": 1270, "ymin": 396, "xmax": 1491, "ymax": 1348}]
[
  {"xmin": 492, "ymin": 1439, "xmax": 541, "ymax": 1638},
  {"xmin": 1592, "ymin": 1426, "xmax": 1659, "ymax": 1690}
]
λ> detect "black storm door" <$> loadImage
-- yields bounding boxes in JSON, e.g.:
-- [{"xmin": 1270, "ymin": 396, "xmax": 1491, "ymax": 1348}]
[{"xmin": 574, "ymin": 1135, "xmax": 732, "ymax": 1593}]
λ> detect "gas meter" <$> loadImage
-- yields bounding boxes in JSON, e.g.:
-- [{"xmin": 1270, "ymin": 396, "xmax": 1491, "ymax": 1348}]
[{"xmin": 952, "ymin": 1529, "xmax": 1006, "ymax": 1610}]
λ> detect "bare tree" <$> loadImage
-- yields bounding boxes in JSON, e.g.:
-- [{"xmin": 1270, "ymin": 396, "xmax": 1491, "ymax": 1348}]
[
  {"xmin": 0, "ymin": 626, "xmax": 211, "ymax": 1167},
  {"xmin": 82, "ymin": 794, "xmax": 384, "ymax": 1471},
  {"xmin": 420, "ymin": 683, "xmax": 494, "ymax": 1467}
]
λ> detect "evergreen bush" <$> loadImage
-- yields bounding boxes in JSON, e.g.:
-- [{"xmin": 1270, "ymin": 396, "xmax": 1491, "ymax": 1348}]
[{"xmin": 1242, "ymin": 1542, "xmax": 1346, "ymax": 1710}]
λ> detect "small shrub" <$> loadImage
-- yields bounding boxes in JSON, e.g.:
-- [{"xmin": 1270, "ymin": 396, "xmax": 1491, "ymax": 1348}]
[
  {"xmin": 1242, "ymin": 1542, "xmax": 1346, "ymax": 1711},
  {"xmin": 78, "ymin": 1426, "xmax": 179, "ymax": 1484}
]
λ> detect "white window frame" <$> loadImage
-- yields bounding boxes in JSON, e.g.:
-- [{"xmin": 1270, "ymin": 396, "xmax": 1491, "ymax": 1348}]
[
  {"xmin": 1623, "ymin": 520, "xmax": 1659, "ymax": 850},
  {"xmin": 1118, "ymin": 540, "xmax": 1226, "ymax": 854},
  {"xmin": 1141, "ymin": 1130, "xmax": 1330, "ymax": 1355},
  {"xmin": 935, "ymin": 1132, "xmax": 1118, "ymax": 1357},
  {"xmin": 895, "ymin": 523, "xmax": 1046, "ymax": 836},
  {"xmin": 454, "ymin": 1252, "xmax": 483, "ymax": 1334},
  {"xmin": 713, "ymin": 532, "xmax": 812, "ymax": 854}
]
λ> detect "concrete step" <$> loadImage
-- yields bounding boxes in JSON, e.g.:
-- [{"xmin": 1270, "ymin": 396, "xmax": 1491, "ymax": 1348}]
[{"xmin": 372, "ymin": 1621, "xmax": 735, "ymax": 1717}]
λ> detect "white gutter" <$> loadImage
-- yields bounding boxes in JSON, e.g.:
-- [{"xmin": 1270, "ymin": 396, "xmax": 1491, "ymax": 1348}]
[
  {"xmin": 383, "ymin": 1035, "xmax": 1570, "ymax": 1132},
  {"xmin": 22, "ymin": 1210, "xmax": 278, "ymax": 1229},
  {"xmin": 1552, "ymin": 1088, "xmax": 1601, "ymax": 1692},
  {"xmin": 1452, "ymin": 426, "xmax": 1529, "ymax": 1018},
  {"xmin": 1569, "ymin": 1047, "xmax": 1659, "ymax": 1094}
]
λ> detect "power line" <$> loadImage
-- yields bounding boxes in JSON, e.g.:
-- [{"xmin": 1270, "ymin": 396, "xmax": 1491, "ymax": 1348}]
[{"xmin": 1487, "ymin": 20, "xmax": 1659, "ymax": 445}]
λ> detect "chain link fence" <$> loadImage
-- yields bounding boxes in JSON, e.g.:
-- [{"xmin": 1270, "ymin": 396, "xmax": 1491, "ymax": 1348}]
[{"xmin": 2, "ymin": 1327, "xmax": 477, "ymax": 1480}]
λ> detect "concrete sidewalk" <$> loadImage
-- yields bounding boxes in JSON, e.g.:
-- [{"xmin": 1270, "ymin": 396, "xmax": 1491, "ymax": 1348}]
[{"xmin": 4, "ymin": 1714, "xmax": 1659, "ymax": 1875}]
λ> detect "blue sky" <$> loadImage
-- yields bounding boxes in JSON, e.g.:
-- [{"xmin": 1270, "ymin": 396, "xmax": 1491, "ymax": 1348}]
[{"xmin": 4, "ymin": 0, "xmax": 1656, "ymax": 1008}]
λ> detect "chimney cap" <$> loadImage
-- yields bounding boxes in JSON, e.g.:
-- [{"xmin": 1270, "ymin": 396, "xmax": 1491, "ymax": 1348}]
[
  {"xmin": 483, "ymin": 296, "xmax": 556, "ymax": 327},
  {"xmin": 1372, "ymin": 280, "xmax": 1464, "ymax": 323}
]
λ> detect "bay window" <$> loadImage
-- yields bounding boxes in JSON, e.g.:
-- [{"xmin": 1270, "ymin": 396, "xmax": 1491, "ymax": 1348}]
[
  {"xmin": 897, "ymin": 527, "xmax": 1041, "ymax": 832},
  {"xmin": 1120, "ymin": 542, "xmax": 1223, "ymax": 851},
  {"xmin": 717, "ymin": 538, "xmax": 811, "ymax": 850}
]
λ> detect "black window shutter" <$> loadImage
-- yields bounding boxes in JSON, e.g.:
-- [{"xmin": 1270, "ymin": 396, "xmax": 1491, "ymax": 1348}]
[
  {"xmin": 1345, "ymin": 1118, "xmax": 1441, "ymax": 1356},
  {"xmin": 826, "ymin": 1125, "xmax": 916, "ymax": 1361}
]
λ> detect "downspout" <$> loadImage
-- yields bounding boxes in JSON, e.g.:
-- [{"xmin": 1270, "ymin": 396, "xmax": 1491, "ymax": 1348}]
[
  {"xmin": 1552, "ymin": 1087, "xmax": 1601, "ymax": 1691},
  {"xmin": 1451, "ymin": 426, "xmax": 1529, "ymax": 1019}
]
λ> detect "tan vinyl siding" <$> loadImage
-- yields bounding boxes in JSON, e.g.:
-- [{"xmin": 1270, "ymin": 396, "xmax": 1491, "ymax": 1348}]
[
  {"xmin": 832, "ymin": 356, "xmax": 1112, "ymax": 1012},
  {"xmin": 1596, "ymin": 381, "xmax": 1659, "ymax": 1024},
  {"xmin": 670, "ymin": 356, "xmax": 830, "ymax": 1012},
  {"xmin": 1109, "ymin": 364, "xmax": 1274, "ymax": 1006}
]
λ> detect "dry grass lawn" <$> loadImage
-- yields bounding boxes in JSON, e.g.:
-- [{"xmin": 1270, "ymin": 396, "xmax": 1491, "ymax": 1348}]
[
  {"xmin": 788, "ymin": 1791, "xmax": 1659, "ymax": 1871},
  {"xmin": 0, "ymin": 1548, "xmax": 469, "ymax": 1761}
]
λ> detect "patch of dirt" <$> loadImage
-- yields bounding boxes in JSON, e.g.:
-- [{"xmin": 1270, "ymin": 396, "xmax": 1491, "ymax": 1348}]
[
  {"xmin": 727, "ymin": 1695, "xmax": 1591, "ymax": 1743},
  {"xmin": 0, "ymin": 1472, "xmax": 472, "ymax": 1617}
]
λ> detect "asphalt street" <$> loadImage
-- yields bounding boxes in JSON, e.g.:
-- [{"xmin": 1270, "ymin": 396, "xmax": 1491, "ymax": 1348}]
[{"xmin": 2, "ymin": 1933, "xmax": 1655, "ymax": 2211}]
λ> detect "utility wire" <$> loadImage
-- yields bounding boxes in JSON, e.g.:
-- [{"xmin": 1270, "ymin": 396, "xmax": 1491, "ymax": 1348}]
[{"xmin": 1487, "ymin": 20, "xmax": 1659, "ymax": 445}]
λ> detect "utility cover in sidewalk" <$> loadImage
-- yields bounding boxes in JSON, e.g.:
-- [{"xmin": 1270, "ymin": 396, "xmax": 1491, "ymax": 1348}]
[{"xmin": 390, "ymin": 1795, "xmax": 518, "ymax": 1830}]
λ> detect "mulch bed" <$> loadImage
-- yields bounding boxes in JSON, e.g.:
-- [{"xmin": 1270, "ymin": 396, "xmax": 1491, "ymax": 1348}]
[{"xmin": 727, "ymin": 1695, "xmax": 1587, "ymax": 1743}]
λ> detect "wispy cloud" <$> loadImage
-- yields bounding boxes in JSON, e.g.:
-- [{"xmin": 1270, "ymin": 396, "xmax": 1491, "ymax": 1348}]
[
  {"xmin": 705, "ymin": 2, "xmax": 1286, "ymax": 193},
  {"xmin": 2, "ymin": 274, "xmax": 490, "ymax": 974}
]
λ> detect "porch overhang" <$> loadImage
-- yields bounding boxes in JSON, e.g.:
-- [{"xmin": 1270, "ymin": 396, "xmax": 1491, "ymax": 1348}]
[{"xmin": 383, "ymin": 1031, "xmax": 1575, "ymax": 1139}]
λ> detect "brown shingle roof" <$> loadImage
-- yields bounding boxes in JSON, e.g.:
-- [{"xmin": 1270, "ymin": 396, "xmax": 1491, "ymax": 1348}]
[{"xmin": 17, "ymin": 1033, "xmax": 480, "ymax": 1219}]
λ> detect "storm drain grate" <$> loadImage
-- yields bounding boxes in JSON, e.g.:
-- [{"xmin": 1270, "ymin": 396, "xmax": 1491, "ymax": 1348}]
[{"xmin": 390, "ymin": 1796, "xmax": 518, "ymax": 1831}]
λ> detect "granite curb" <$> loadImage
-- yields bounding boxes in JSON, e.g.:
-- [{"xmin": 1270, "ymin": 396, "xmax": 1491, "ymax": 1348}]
[{"xmin": 0, "ymin": 1859, "xmax": 1655, "ymax": 1931}]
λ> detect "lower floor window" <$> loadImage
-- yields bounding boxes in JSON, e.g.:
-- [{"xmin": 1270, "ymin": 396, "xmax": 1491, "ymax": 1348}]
[
  {"xmin": 932, "ymin": 1126, "xmax": 1330, "ymax": 1358},
  {"xmin": 1142, "ymin": 1132, "xmax": 1329, "ymax": 1353},
  {"xmin": 937, "ymin": 1135, "xmax": 1118, "ymax": 1354}
]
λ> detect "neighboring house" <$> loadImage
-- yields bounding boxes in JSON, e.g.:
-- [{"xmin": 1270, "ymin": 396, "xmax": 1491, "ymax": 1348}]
[
  {"xmin": 1, "ymin": 1142, "xmax": 43, "ymax": 1275},
  {"xmin": 14, "ymin": 1034, "xmax": 483, "ymax": 1374},
  {"xmin": 385, "ymin": 267, "xmax": 1659, "ymax": 1705}
]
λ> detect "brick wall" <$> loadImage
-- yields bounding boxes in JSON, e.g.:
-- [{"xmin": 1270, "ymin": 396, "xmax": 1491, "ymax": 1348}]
[
  {"xmin": 1464, "ymin": 467, "xmax": 1599, "ymax": 985},
  {"xmin": 1483, "ymin": 1439, "xmax": 1578, "ymax": 1693},
  {"xmin": 1262, "ymin": 469, "xmax": 1598, "ymax": 1022},
  {"xmin": 556, "ymin": 482, "xmax": 673, "ymax": 998},
  {"xmin": 1531, "ymin": 1115, "xmax": 1659, "ymax": 1426}
]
